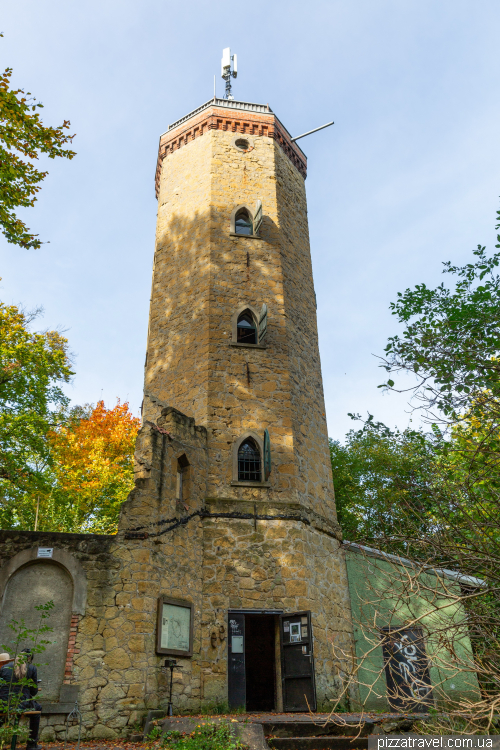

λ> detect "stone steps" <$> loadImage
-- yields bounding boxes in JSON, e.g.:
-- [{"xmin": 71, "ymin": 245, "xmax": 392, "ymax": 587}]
[{"xmin": 268, "ymin": 738, "xmax": 368, "ymax": 750}]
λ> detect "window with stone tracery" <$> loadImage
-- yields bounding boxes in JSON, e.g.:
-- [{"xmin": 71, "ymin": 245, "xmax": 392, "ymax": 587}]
[{"xmin": 237, "ymin": 438, "xmax": 261, "ymax": 482}]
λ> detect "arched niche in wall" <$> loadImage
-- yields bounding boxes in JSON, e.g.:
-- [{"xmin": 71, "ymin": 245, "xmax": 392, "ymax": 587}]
[{"xmin": 0, "ymin": 548, "xmax": 87, "ymax": 702}]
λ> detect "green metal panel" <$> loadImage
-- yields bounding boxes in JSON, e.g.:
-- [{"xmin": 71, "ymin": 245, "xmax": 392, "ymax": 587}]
[{"xmin": 345, "ymin": 547, "xmax": 481, "ymax": 711}]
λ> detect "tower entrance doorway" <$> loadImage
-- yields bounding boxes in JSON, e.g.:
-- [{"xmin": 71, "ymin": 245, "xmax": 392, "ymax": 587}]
[
  {"xmin": 227, "ymin": 610, "xmax": 316, "ymax": 712},
  {"xmin": 245, "ymin": 613, "xmax": 276, "ymax": 711}
]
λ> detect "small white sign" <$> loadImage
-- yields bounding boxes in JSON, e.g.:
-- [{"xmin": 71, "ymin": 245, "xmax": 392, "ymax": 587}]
[
  {"xmin": 232, "ymin": 636, "xmax": 244, "ymax": 654},
  {"xmin": 37, "ymin": 548, "xmax": 53, "ymax": 558}
]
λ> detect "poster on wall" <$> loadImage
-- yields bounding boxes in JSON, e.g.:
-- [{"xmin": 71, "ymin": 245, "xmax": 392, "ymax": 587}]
[
  {"xmin": 156, "ymin": 596, "xmax": 193, "ymax": 657},
  {"xmin": 290, "ymin": 622, "xmax": 301, "ymax": 642}
]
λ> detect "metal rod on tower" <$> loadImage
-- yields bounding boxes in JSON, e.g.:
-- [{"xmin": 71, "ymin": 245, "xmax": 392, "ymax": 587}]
[{"xmin": 290, "ymin": 121, "xmax": 334, "ymax": 142}]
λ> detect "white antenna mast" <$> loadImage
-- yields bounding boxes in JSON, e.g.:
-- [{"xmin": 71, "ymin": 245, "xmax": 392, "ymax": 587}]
[{"xmin": 221, "ymin": 47, "xmax": 237, "ymax": 100}]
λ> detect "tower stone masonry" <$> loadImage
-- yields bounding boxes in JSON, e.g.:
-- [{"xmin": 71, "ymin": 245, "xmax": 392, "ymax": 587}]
[{"xmin": 126, "ymin": 97, "xmax": 355, "ymax": 711}]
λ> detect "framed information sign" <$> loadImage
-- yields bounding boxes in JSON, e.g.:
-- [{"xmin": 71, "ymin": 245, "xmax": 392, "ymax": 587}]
[{"xmin": 156, "ymin": 596, "xmax": 194, "ymax": 657}]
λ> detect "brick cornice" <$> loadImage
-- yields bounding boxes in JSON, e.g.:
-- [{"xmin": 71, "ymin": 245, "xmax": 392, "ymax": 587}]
[{"xmin": 154, "ymin": 104, "xmax": 307, "ymax": 197}]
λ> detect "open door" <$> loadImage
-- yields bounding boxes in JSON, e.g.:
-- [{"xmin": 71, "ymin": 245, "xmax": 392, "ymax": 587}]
[
  {"xmin": 279, "ymin": 611, "xmax": 317, "ymax": 712},
  {"xmin": 228, "ymin": 613, "xmax": 245, "ymax": 709}
]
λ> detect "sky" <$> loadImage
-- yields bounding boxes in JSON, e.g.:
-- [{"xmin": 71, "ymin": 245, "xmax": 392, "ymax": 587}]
[{"xmin": 1, "ymin": 0, "xmax": 500, "ymax": 442}]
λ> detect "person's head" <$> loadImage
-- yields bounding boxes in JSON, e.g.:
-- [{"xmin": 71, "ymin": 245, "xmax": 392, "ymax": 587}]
[
  {"xmin": 13, "ymin": 650, "xmax": 32, "ymax": 680},
  {"xmin": 21, "ymin": 649, "xmax": 33, "ymax": 663},
  {"xmin": 0, "ymin": 652, "xmax": 11, "ymax": 667}
]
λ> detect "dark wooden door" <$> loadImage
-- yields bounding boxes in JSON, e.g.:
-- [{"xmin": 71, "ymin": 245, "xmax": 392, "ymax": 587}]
[
  {"xmin": 228, "ymin": 613, "xmax": 246, "ymax": 709},
  {"xmin": 279, "ymin": 611, "xmax": 317, "ymax": 712},
  {"xmin": 381, "ymin": 627, "xmax": 433, "ymax": 712}
]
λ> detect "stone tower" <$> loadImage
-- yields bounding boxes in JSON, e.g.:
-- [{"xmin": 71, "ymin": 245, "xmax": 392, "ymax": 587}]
[{"xmin": 120, "ymin": 97, "xmax": 354, "ymax": 713}]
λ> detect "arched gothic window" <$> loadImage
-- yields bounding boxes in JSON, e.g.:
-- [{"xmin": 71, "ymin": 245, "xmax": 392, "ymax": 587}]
[
  {"xmin": 238, "ymin": 438, "xmax": 261, "ymax": 482},
  {"xmin": 237, "ymin": 311, "xmax": 257, "ymax": 344},
  {"xmin": 234, "ymin": 208, "xmax": 253, "ymax": 236}
]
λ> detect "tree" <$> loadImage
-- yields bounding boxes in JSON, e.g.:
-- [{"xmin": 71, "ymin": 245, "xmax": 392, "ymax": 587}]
[
  {"xmin": 43, "ymin": 400, "xmax": 140, "ymax": 533},
  {"xmin": 328, "ymin": 206, "xmax": 500, "ymax": 729},
  {"xmin": 0, "ymin": 303, "xmax": 72, "ymax": 527},
  {"xmin": 379, "ymin": 207, "xmax": 500, "ymax": 431},
  {"xmin": 0, "ymin": 39, "xmax": 75, "ymax": 249},
  {"xmin": 374, "ymin": 205, "xmax": 500, "ymax": 578},
  {"xmin": 330, "ymin": 416, "xmax": 438, "ymax": 549}
]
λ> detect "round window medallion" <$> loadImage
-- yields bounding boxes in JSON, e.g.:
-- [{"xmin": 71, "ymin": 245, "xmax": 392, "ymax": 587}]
[{"xmin": 231, "ymin": 135, "xmax": 254, "ymax": 152}]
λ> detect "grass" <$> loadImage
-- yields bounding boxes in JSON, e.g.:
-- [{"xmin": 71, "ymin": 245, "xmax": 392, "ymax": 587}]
[{"xmin": 147, "ymin": 720, "xmax": 248, "ymax": 750}]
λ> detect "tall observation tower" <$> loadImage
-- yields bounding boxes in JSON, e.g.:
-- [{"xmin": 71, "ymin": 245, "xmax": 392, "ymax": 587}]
[{"xmin": 122, "ymin": 50, "xmax": 353, "ymax": 713}]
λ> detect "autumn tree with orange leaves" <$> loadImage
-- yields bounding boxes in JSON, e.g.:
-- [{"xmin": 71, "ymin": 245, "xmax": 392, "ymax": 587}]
[
  {"xmin": 43, "ymin": 400, "xmax": 140, "ymax": 533},
  {"xmin": 0, "ymin": 300, "xmax": 139, "ymax": 532}
]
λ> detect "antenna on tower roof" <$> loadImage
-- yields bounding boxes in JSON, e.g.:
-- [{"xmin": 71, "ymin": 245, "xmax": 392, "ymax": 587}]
[{"xmin": 221, "ymin": 47, "xmax": 237, "ymax": 100}]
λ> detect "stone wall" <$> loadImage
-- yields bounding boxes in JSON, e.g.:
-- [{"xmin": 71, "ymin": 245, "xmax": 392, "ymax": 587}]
[{"xmin": 0, "ymin": 531, "xmax": 116, "ymax": 741}]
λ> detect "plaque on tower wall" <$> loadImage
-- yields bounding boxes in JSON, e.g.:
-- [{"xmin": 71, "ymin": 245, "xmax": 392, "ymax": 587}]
[{"xmin": 156, "ymin": 596, "xmax": 194, "ymax": 657}]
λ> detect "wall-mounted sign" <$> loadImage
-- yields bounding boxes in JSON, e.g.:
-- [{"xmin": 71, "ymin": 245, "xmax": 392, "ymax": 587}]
[
  {"xmin": 231, "ymin": 636, "xmax": 244, "ymax": 653},
  {"xmin": 37, "ymin": 548, "xmax": 53, "ymax": 558},
  {"xmin": 156, "ymin": 596, "xmax": 193, "ymax": 657},
  {"xmin": 290, "ymin": 622, "xmax": 301, "ymax": 642}
]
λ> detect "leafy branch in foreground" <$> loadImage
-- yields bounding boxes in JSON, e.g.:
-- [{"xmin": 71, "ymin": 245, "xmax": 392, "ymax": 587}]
[
  {"xmin": 0, "ymin": 35, "xmax": 75, "ymax": 249},
  {"xmin": 379, "ymin": 207, "xmax": 500, "ymax": 427},
  {"xmin": 0, "ymin": 601, "xmax": 54, "ymax": 749},
  {"xmin": 0, "ymin": 303, "xmax": 73, "ymax": 525}
]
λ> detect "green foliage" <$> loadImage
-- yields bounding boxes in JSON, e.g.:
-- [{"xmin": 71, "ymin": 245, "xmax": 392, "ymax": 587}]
[
  {"xmin": 200, "ymin": 700, "xmax": 244, "ymax": 716},
  {"xmin": 0, "ymin": 303, "xmax": 73, "ymax": 527},
  {"xmin": 0, "ymin": 601, "xmax": 54, "ymax": 749},
  {"xmin": 0, "ymin": 36, "xmax": 75, "ymax": 249},
  {"xmin": 379, "ymin": 206, "xmax": 500, "ymax": 427},
  {"xmin": 331, "ymin": 205, "xmax": 500, "ymax": 723},
  {"xmin": 158, "ymin": 721, "xmax": 246, "ymax": 750},
  {"xmin": 146, "ymin": 725, "xmax": 164, "ymax": 741},
  {"xmin": 0, "ymin": 720, "xmax": 29, "ymax": 749},
  {"xmin": 330, "ymin": 414, "xmax": 438, "ymax": 549}
]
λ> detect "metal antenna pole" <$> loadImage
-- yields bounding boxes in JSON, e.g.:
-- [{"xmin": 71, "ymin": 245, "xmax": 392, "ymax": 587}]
[
  {"xmin": 224, "ymin": 71, "xmax": 232, "ymax": 99},
  {"xmin": 221, "ymin": 48, "xmax": 237, "ymax": 100}
]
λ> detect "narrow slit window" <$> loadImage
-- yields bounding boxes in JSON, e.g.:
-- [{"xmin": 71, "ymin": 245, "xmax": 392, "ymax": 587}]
[
  {"xmin": 237, "ymin": 312, "xmax": 257, "ymax": 344},
  {"xmin": 176, "ymin": 454, "xmax": 190, "ymax": 501},
  {"xmin": 238, "ymin": 438, "xmax": 261, "ymax": 482},
  {"xmin": 234, "ymin": 209, "xmax": 253, "ymax": 236}
]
